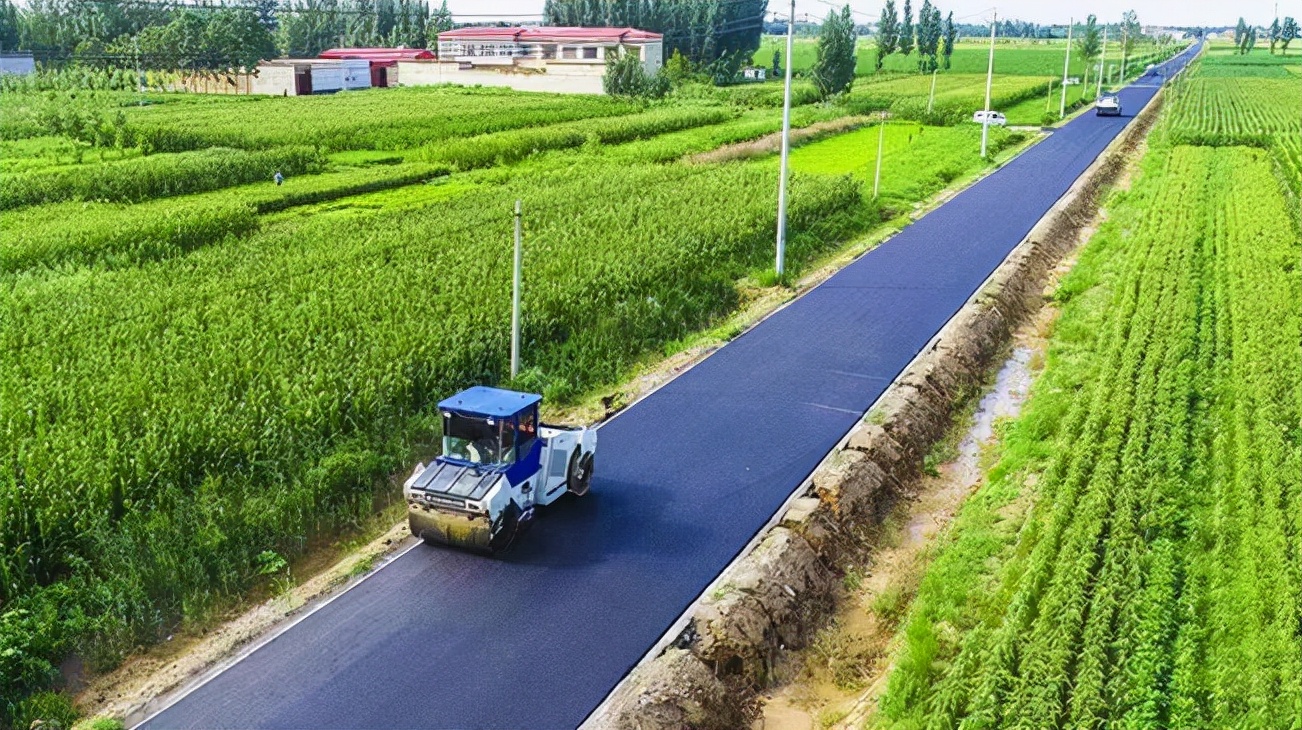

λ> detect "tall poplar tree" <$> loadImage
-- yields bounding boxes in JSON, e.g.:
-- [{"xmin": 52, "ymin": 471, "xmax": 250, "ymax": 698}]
[
  {"xmin": 899, "ymin": 0, "xmax": 914, "ymax": 55},
  {"xmin": 812, "ymin": 5, "xmax": 856, "ymax": 97},
  {"xmin": 1282, "ymin": 17, "xmax": 1298, "ymax": 55},
  {"xmin": 1076, "ymin": 14, "xmax": 1100, "ymax": 88},
  {"xmin": 941, "ymin": 10, "xmax": 956, "ymax": 69},
  {"xmin": 915, "ymin": 0, "xmax": 940, "ymax": 72},
  {"xmin": 875, "ymin": 0, "xmax": 899, "ymax": 70}
]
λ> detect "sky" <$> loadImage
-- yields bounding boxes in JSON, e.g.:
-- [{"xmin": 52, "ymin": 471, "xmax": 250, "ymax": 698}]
[{"xmin": 444, "ymin": 0, "xmax": 1293, "ymax": 29}]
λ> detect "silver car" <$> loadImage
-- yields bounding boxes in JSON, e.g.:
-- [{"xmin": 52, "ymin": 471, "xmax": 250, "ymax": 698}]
[{"xmin": 1095, "ymin": 95, "xmax": 1122, "ymax": 117}]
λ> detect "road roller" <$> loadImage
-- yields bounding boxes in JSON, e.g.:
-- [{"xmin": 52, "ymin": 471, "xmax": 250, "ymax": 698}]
[{"xmin": 404, "ymin": 386, "xmax": 596, "ymax": 554}]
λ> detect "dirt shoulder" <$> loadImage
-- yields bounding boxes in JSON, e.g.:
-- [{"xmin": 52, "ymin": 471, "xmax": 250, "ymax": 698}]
[
  {"xmin": 79, "ymin": 519, "xmax": 413, "ymax": 726},
  {"xmin": 754, "ymin": 285, "xmax": 1056, "ymax": 730}
]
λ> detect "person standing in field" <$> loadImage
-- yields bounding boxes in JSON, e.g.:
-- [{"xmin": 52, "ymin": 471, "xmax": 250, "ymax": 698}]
[{"xmin": 274, "ymin": 171, "xmax": 284, "ymax": 186}]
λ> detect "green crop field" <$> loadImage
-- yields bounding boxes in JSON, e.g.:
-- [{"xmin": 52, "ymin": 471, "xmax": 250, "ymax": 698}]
[
  {"xmin": 781, "ymin": 121, "xmax": 1025, "ymax": 206},
  {"xmin": 875, "ymin": 49, "xmax": 1302, "ymax": 727},
  {"xmin": 1165, "ymin": 48, "xmax": 1302, "ymax": 206},
  {"xmin": 843, "ymin": 73, "xmax": 1053, "ymax": 123},
  {"xmin": 0, "ymin": 86, "xmax": 640, "ymax": 153},
  {"xmin": 752, "ymin": 36, "xmax": 1176, "ymax": 79}
]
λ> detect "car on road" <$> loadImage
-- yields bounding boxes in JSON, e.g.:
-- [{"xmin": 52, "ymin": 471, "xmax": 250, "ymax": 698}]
[
  {"xmin": 1095, "ymin": 95, "xmax": 1122, "ymax": 117},
  {"xmin": 972, "ymin": 110, "xmax": 1007, "ymax": 126}
]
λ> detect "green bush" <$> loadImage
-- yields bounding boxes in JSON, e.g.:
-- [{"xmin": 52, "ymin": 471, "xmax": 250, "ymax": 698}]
[
  {"xmin": 603, "ymin": 51, "xmax": 670, "ymax": 99},
  {"xmin": 11, "ymin": 691, "xmax": 79, "ymax": 730}
]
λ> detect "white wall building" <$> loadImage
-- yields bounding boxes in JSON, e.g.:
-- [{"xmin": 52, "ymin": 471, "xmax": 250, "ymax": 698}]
[
  {"xmin": 0, "ymin": 53, "xmax": 35, "ymax": 76},
  {"xmin": 398, "ymin": 27, "xmax": 663, "ymax": 95},
  {"xmin": 252, "ymin": 58, "xmax": 371, "ymax": 96}
]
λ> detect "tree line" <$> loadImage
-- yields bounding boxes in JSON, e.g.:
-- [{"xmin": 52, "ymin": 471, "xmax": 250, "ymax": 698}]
[
  {"xmin": 871, "ymin": 0, "xmax": 956, "ymax": 72},
  {"xmin": 0, "ymin": 0, "xmax": 454, "ymax": 72},
  {"xmin": 1238, "ymin": 16, "xmax": 1299, "ymax": 55},
  {"xmin": 802, "ymin": 7, "xmax": 1156, "ymax": 105},
  {"xmin": 543, "ymin": 0, "xmax": 766, "ymax": 79}
]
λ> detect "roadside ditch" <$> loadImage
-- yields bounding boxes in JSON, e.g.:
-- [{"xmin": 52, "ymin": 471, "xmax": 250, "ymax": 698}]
[{"xmin": 587, "ymin": 88, "xmax": 1167, "ymax": 730}]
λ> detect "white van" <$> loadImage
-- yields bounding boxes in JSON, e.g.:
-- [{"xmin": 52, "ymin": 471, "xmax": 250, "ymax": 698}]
[{"xmin": 972, "ymin": 110, "xmax": 1007, "ymax": 126}]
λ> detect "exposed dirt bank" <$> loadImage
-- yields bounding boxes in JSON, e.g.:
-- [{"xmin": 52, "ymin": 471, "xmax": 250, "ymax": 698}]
[{"xmin": 755, "ymin": 324, "xmax": 1045, "ymax": 730}]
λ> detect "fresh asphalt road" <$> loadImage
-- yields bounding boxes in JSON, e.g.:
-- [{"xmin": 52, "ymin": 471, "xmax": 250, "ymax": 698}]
[{"xmin": 142, "ymin": 45, "xmax": 1200, "ymax": 730}]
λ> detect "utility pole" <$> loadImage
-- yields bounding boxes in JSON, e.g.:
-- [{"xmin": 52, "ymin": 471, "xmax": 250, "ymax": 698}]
[
  {"xmin": 1097, "ymin": 26, "xmax": 1107, "ymax": 97},
  {"xmin": 873, "ymin": 111, "xmax": 886, "ymax": 199},
  {"xmin": 774, "ymin": 0, "xmax": 795, "ymax": 280},
  {"xmin": 981, "ymin": 9, "xmax": 996, "ymax": 158},
  {"xmin": 1120, "ymin": 24, "xmax": 1128, "ymax": 83},
  {"xmin": 134, "ymin": 35, "xmax": 146, "ymax": 104},
  {"xmin": 1060, "ymin": 18, "xmax": 1073, "ymax": 118},
  {"xmin": 510, "ymin": 200, "xmax": 522, "ymax": 380},
  {"xmin": 927, "ymin": 68, "xmax": 937, "ymax": 114}
]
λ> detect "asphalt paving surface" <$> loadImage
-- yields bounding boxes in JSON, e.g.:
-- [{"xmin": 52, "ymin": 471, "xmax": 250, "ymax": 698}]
[{"xmin": 142, "ymin": 45, "xmax": 1201, "ymax": 730}]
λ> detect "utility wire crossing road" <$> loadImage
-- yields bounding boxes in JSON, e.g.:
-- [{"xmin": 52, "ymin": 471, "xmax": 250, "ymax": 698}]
[{"xmin": 141, "ymin": 45, "xmax": 1200, "ymax": 730}]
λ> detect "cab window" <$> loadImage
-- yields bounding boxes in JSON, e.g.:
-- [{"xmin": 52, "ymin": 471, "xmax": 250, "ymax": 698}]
[
  {"xmin": 444, "ymin": 413, "xmax": 510, "ymax": 465},
  {"xmin": 516, "ymin": 410, "xmax": 537, "ymax": 456}
]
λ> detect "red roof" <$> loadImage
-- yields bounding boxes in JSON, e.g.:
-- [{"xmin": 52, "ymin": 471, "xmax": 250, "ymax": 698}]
[
  {"xmin": 319, "ymin": 48, "xmax": 435, "ymax": 62},
  {"xmin": 437, "ymin": 27, "xmax": 662, "ymax": 44}
]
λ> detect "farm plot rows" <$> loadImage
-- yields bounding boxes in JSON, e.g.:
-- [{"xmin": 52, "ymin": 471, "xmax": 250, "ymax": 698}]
[
  {"xmin": 874, "ymin": 60, "xmax": 1302, "ymax": 728},
  {"xmin": 0, "ymin": 145, "xmax": 324, "ymax": 209},
  {"xmin": 0, "ymin": 157, "xmax": 869, "ymax": 721},
  {"xmin": 751, "ymin": 38, "xmax": 1174, "ymax": 78},
  {"xmin": 0, "ymin": 135, "xmax": 143, "ymax": 173},
  {"xmin": 1166, "ymin": 76, "xmax": 1300, "ymax": 146},
  {"xmin": 0, "ymin": 106, "xmax": 865, "ymax": 279},
  {"xmin": 0, "ymin": 87, "xmax": 626, "ymax": 151},
  {"xmin": 0, "ymin": 161, "xmax": 458, "ymax": 276},
  {"xmin": 1164, "ymin": 51, "xmax": 1302, "ymax": 213},
  {"xmin": 117, "ymin": 86, "xmax": 641, "ymax": 153}
]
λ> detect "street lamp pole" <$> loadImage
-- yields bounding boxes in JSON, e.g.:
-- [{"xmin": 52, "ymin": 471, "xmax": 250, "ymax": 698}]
[
  {"xmin": 1060, "ymin": 18, "xmax": 1073, "ymax": 118},
  {"xmin": 774, "ymin": 0, "xmax": 796, "ymax": 280},
  {"xmin": 981, "ymin": 9, "xmax": 996, "ymax": 158}
]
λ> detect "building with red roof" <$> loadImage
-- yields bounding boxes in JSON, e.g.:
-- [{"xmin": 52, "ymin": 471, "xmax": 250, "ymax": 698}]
[{"xmin": 395, "ymin": 26, "xmax": 663, "ymax": 95}]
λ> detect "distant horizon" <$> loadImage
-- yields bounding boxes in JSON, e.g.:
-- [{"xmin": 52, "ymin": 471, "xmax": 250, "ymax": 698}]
[
  {"xmin": 443, "ymin": 0, "xmax": 1272, "ymax": 29},
  {"xmin": 2, "ymin": 0, "xmax": 1274, "ymax": 31}
]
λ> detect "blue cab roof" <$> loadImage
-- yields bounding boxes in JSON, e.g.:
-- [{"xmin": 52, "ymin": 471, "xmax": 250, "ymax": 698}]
[{"xmin": 438, "ymin": 386, "xmax": 542, "ymax": 419}]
